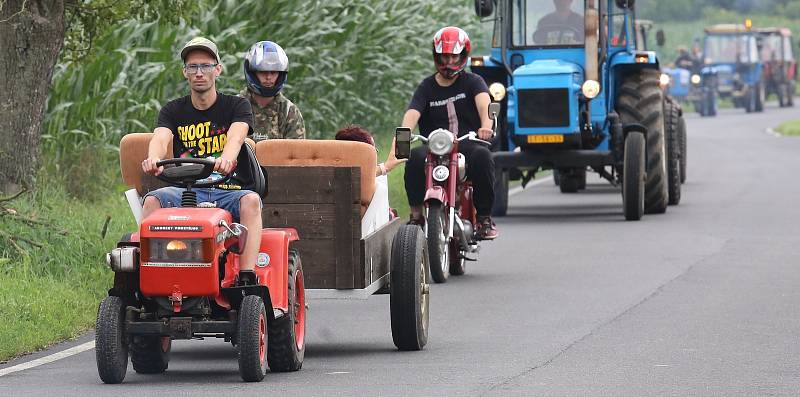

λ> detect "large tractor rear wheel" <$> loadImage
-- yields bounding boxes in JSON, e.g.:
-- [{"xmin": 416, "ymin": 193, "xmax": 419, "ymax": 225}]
[
  {"xmin": 617, "ymin": 68, "xmax": 669, "ymax": 214},
  {"xmin": 390, "ymin": 224, "xmax": 430, "ymax": 351},
  {"xmin": 663, "ymin": 98, "xmax": 682, "ymax": 205},
  {"xmin": 131, "ymin": 336, "xmax": 170, "ymax": 374},
  {"xmin": 267, "ymin": 250, "xmax": 306, "ymax": 372}
]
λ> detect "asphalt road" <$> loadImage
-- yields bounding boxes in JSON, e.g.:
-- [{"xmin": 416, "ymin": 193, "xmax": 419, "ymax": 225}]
[{"xmin": 2, "ymin": 104, "xmax": 800, "ymax": 396}]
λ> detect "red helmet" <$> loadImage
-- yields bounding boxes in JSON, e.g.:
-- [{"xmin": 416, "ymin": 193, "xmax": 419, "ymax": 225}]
[{"xmin": 432, "ymin": 26, "xmax": 471, "ymax": 78}]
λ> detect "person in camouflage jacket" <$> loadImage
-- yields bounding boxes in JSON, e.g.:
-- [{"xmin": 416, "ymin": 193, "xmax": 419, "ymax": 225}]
[{"xmin": 241, "ymin": 41, "xmax": 305, "ymax": 141}]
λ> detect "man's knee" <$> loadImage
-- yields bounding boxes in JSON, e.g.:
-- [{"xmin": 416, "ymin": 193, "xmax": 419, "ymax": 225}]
[
  {"xmin": 239, "ymin": 193, "xmax": 262, "ymax": 215},
  {"xmin": 143, "ymin": 196, "xmax": 161, "ymax": 209}
]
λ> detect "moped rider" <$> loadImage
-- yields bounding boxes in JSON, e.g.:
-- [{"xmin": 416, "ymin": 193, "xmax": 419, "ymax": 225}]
[
  {"xmin": 141, "ymin": 37, "xmax": 262, "ymax": 285},
  {"xmin": 240, "ymin": 40, "xmax": 305, "ymax": 142},
  {"xmin": 400, "ymin": 26, "xmax": 498, "ymax": 240}
]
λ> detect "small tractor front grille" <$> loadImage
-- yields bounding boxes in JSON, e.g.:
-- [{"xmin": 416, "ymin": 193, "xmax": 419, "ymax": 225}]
[{"xmin": 518, "ymin": 88, "xmax": 570, "ymax": 128}]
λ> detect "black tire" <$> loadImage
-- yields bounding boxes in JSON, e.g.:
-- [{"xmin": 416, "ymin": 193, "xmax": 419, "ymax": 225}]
[
  {"xmin": 788, "ymin": 83, "xmax": 795, "ymax": 107},
  {"xmin": 576, "ymin": 168, "xmax": 587, "ymax": 190},
  {"xmin": 390, "ymin": 224, "xmax": 430, "ymax": 351},
  {"xmin": 238, "ymin": 295, "xmax": 267, "ymax": 382},
  {"xmin": 558, "ymin": 169, "xmax": 582, "ymax": 193},
  {"xmin": 553, "ymin": 169, "xmax": 560, "ymax": 186},
  {"xmin": 623, "ymin": 132, "xmax": 645, "ymax": 221},
  {"xmin": 745, "ymin": 85, "xmax": 756, "ymax": 113},
  {"xmin": 267, "ymin": 250, "xmax": 306, "ymax": 372},
  {"xmin": 95, "ymin": 296, "xmax": 129, "ymax": 384},
  {"xmin": 131, "ymin": 336, "xmax": 170, "ymax": 374},
  {"xmin": 755, "ymin": 82, "xmax": 765, "ymax": 112},
  {"xmin": 616, "ymin": 68, "xmax": 668, "ymax": 214},
  {"xmin": 679, "ymin": 116, "xmax": 687, "ymax": 184},
  {"xmin": 708, "ymin": 89, "xmax": 718, "ymax": 117},
  {"xmin": 426, "ymin": 201, "xmax": 448, "ymax": 283},
  {"xmin": 778, "ymin": 83, "xmax": 787, "ymax": 107},
  {"xmin": 448, "ymin": 239, "xmax": 466, "ymax": 276},
  {"xmin": 663, "ymin": 98, "xmax": 682, "ymax": 205},
  {"xmin": 492, "ymin": 169, "xmax": 509, "ymax": 217}
]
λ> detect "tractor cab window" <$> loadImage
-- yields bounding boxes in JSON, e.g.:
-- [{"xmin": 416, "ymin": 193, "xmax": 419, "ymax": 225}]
[
  {"xmin": 512, "ymin": 0, "xmax": 585, "ymax": 47},
  {"xmin": 783, "ymin": 36, "xmax": 794, "ymax": 62},
  {"xmin": 608, "ymin": 3, "xmax": 630, "ymax": 48},
  {"xmin": 761, "ymin": 34, "xmax": 782, "ymax": 62},
  {"xmin": 705, "ymin": 35, "xmax": 756, "ymax": 64}
]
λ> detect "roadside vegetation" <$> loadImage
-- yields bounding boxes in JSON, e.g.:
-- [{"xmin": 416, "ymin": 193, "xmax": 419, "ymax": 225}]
[
  {"xmin": 776, "ymin": 120, "xmax": 800, "ymax": 137},
  {"xmin": 0, "ymin": 0, "xmax": 478, "ymax": 362}
]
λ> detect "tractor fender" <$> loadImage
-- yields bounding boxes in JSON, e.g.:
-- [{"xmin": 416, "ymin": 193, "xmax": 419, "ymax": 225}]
[{"xmin": 253, "ymin": 228, "xmax": 299, "ymax": 313}]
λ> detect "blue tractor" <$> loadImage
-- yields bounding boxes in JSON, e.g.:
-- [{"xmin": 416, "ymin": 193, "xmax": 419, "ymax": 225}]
[
  {"xmin": 697, "ymin": 23, "xmax": 765, "ymax": 116},
  {"xmin": 472, "ymin": 0, "xmax": 672, "ymax": 220}
]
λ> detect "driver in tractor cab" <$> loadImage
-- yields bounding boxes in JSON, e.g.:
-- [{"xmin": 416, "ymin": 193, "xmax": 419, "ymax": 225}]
[
  {"xmin": 674, "ymin": 46, "xmax": 695, "ymax": 70},
  {"xmin": 141, "ymin": 37, "xmax": 262, "ymax": 286},
  {"xmin": 534, "ymin": 0, "xmax": 585, "ymax": 45},
  {"xmin": 240, "ymin": 40, "xmax": 306, "ymax": 142},
  {"xmin": 400, "ymin": 26, "xmax": 498, "ymax": 240}
]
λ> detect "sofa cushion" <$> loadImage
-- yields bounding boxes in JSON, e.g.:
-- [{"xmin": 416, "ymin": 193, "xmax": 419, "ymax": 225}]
[{"xmin": 255, "ymin": 139, "xmax": 377, "ymax": 215}]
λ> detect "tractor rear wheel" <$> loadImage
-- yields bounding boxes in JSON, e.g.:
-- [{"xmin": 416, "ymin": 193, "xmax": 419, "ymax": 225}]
[
  {"xmin": 267, "ymin": 249, "xmax": 306, "ymax": 372},
  {"xmin": 238, "ymin": 295, "xmax": 267, "ymax": 382},
  {"xmin": 426, "ymin": 202, "xmax": 449, "ymax": 283},
  {"xmin": 663, "ymin": 98, "xmax": 682, "ymax": 205},
  {"xmin": 623, "ymin": 132, "xmax": 645, "ymax": 221},
  {"xmin": 679, "ymin": 115, "xmax": 687, "ymax": 184},
  {"xmin": 617, "ymin": 68, "xmax": 669, "ymax": 214},
  {"xmin": 755, "ymin": 82, "xmax": 765, "ymax": 112},
  {"xmin": 95, "ymin": 296, "xmax": 129, "ymax": 384},
  {"xmin": 390, "ymin": 224, "xmax": 429, "ymax": 351},
  {"xmin": 131, "ymin": 336, "xmax": 170, "ymax": 374}
]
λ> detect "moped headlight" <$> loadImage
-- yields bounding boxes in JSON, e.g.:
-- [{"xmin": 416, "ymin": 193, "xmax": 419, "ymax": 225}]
[
  {"xmin": 432, "ymin": 165, "xmax": 450, "ymax": 182},
  {"xmin": 691, "ymin": 74, "xmax": 702, "ymax": 85},
  {"xmin": 581, "ymin": 80, "xmax": 601, "ymax": 99},
  {"xmin": 428, "ymin": 129, "xmax": 454, "ymax": 156},
  {"xmin": 489, "ymin": 82, "xmax": 506, "ymax": 101}
]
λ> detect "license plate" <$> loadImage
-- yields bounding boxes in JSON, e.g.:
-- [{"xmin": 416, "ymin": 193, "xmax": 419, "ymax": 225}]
[{"xmin": 527, "ymin": 134, "xmax": 564, "ymax": 144}]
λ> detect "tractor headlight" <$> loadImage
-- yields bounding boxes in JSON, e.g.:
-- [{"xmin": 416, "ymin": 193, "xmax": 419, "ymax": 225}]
[
  {"xmin": 432, "ymin": 165, "xmax": 450, "ymax": 182},
  {"xmin": 428, "ymin": 129, "xmax": 454, "ymax": 156},
  {"xmin": 659, "ymin": 73, "xmax": 671, "ymax": 88},
  {"xmin": 149, "ymin": 238, "xmax": 205, "ymax": 263},
  {"xmin": 691, "ymin": 74, "xmax": 702, "ymax": 85},
  {"xmin": 581, "ymin": 80, "xmax": 601, "ymax": 99},
  {"xmin": 489, "ymin": 82, "xmax": 507, "ymax": 101}
]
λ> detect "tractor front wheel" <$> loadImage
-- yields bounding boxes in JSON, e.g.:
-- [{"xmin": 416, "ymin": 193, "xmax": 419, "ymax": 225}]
[
  {"xmin": 663, "ymin": 98, "xmax": 682, "ymax": 205},
  {"xmin": 267, "ymin": 250, "xmax": 306, "ymax": 372},
  {"xmin": 95, "ymin": 296, "xmax": 129, "ymax": 384},
  {"xmin": 622, "ymin": 132, "xmax": 646, "ymax": 221},
  {"xmin": 238, "ymin": 295, "xmax": 267, "ymax": 382}
]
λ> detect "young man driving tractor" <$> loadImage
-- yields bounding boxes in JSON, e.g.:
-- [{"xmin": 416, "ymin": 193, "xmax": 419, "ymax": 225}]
[
  {"xmin": 401, "ymin": 26, "xmax": 498, "ymax": 240},
  {"xmin": 141, "ymin": 37, "xmax": 262, "ymax": 286}
]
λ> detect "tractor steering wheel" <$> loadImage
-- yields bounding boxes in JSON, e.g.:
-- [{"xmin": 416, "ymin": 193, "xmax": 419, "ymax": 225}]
[
  {"xmin": 533, "ymin": 25, "xmax": 584, "ymax": 45},
  {"xmin": 155, "ymin": 158, "xmax": 232, "ymax": 189}
]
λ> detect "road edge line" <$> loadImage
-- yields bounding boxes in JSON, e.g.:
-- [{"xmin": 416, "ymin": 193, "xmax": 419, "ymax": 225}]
[{"xmin": 0, "ymin": 341, "xmax": 95, "ymax": 377}]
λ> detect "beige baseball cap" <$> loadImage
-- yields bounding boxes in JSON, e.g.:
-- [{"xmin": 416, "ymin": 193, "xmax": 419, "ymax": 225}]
[{"xmin": 180, "ymin": 37, "xmax": 220, "ymax": 63}]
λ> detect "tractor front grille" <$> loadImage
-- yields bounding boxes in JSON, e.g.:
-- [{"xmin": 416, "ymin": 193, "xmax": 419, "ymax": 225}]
[{"xmin": 517, "ymin": 88, "xmax": 570, "ymax": 128}]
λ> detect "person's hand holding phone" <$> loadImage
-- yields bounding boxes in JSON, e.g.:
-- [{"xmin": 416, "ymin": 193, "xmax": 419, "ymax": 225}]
[{"xmin": 394, "ymin": 127, "xmax": 412, "ymax": 159}]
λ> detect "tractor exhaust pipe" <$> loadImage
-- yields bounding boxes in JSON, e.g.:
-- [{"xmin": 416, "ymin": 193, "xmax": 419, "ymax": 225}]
[{"xmin": 585, "ymin": 0, "xmax": 599, "ymax": 83}]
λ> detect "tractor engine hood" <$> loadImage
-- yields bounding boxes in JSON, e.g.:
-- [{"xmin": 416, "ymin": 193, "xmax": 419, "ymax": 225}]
[{"xmin": 508, "ymin": 59, "xmax": 584, "ymax": 135}]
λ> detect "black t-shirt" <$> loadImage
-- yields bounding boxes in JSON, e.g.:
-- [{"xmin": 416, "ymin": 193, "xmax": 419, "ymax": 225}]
[
  {"xmin": 408, "ymin": 72, "xmax": 489, "ymax": 138},
  {"xmin": 156, "ymin": 92, "xmax": 255, "ymax": 189}
]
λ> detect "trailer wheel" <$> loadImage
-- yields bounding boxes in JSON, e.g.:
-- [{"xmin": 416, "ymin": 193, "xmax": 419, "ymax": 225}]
[
  {"xmin": 390, "ymin": 224, "xmax": 429, "ymax": 351},
  {"xmin": 623, "ymin": 132, "xmax": 645, "ymax": 221},
  {"xmin": 131, "ymin": 336, "xmax": 170, "ymax": 374},
  {"xmin": 679, "ymin": 116, "xmax": 687, "ymax": 184},
  {"xmin": 426, "ymin": 202, "xmax": 449, "ymax": 283},
  {"xmin": 617, "ymin": 68, "xmax": 668, "ymax": 214},
  {"xmin": 267, "ymin": 249, "xmax": 306, "ymax": 372},
  {"xmin": 492, "ymin": 169, "xmax": 509, "ymax": 217},
  {"xmin": 96, "ymin": 296, "xmax": 129, "ymax": 384},
  {"xmin": 663, "ymin": 98, "xmax": 682, "ymax": 205},
  {"xmin": 238, "ymin": 295, "xmax": 267, "ymax": 382}
]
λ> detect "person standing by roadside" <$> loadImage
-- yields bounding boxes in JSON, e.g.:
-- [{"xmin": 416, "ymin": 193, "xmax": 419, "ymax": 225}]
[{"xmin": 240, "ymin": 41, "xmax": 305, "ymax": 141}]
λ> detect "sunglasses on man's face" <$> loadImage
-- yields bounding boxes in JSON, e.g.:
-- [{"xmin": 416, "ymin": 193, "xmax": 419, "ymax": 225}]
[{"xmin": 184, "ymin": 63, "xmax": 218, "ymax": 74}]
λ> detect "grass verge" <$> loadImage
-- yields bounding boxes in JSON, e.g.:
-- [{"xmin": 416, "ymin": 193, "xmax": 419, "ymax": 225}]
[{"xmin": 776, "ymin": 120, "xmax": 800, "ymax": 136}]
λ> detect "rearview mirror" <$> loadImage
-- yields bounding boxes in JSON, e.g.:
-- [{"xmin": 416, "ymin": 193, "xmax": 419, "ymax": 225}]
[
  {"xmin": 656, "ymin": 29, "xmax": 665, "ymax": 47},
  {"xmin": 474, "ymin": 0, "xmax": 494, "ymax": 17},
  {"xmin": 488, "ymin": 102, "xmax": 501, "ymax": 120}
]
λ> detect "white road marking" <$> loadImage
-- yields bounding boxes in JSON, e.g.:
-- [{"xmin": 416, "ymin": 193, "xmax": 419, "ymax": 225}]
[
  {"xmin": 0, "ymin": 341, "xmax": 95, "ymax": 377},
  {"xmin": 326, "ymin": 371, "xmax": 351, "ymax": 375},
  {"xmin": 509, "ymin": 176, "xmax": 554, "ymax": 197},
  {"xmin": 765, "ymin": 128, "xmax": 782, "ymax": 138}
]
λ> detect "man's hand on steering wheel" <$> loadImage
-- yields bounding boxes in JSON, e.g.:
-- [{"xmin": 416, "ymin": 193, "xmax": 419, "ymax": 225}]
[
  {"xmin": 478, "ymin": 127, "xmax": 494, "ymax": 141},
  {"xmin": 142, "ymin": 157, "xmax": 163, "ymax": 176},
  {"xmin": 214, "ymin": 156, "xmax": 237, "ymax": 175}
]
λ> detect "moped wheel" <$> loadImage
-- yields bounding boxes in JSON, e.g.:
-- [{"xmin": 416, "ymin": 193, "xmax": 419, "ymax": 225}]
[
  {"xmin": 267, "ymin": 249, "xmax": 305, "ymax": 372},
  {"xmin": 238, "ymin": 295, "xmax": 267, "ymax": 382},
  {"xmin": 448, "ymin": 239, "xmax": 466, "ymax": 276},
  {"xmin": 95, "ymin": 296, "xmax": 129, "ymax": 384},
  {"xmin": 426, "ymin": 202, "xmax": 449, "ymax": 283},
  {"xmin": 623, "ymin": 132, "xmax": 645, "ymax": 221},
  {"xmin": 390, "ymin": 224, "xmax": 429, "ymax": 350}
]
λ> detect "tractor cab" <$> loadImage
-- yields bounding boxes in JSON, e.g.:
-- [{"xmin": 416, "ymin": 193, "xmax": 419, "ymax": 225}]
[
  {"xmin": 702, "ymin": 23, "xmax": 765, "ymax": 112},
  {"xmin": 755, "ymin": 27, "xmax": 796, "ymax": 107}
]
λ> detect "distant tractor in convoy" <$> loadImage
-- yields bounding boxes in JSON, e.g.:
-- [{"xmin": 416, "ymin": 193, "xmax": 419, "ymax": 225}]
[
  {"xmin": 755, "ymin": 27, "xmax": 796, "ymax": 107},
  {"xmin": 472, "ymin": 0, "xmax": 678, "ymax": 220},
  {"xmin": 698, "ymin": 22, "xmax": 765, "ymax": 115}
]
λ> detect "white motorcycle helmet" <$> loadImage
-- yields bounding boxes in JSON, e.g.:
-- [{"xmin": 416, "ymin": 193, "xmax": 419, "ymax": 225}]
[{"xmin": 244, "ymin": 41, "xmax": 289, "ymax": 97}]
